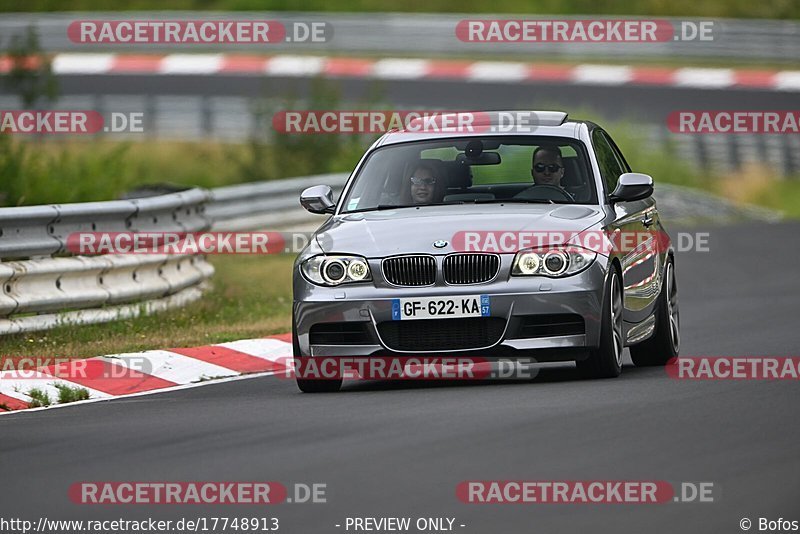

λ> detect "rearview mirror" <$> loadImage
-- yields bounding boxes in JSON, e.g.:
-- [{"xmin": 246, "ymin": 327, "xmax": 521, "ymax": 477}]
[
  {"xmin": 300, "ymin": 185, "xmax": 336, "ymax": 214},
  {"xmin": 456, "ymin": 152, "xmax": 501, "ymax": 165},
  {"xmin": 609, "ymin": 173, "xmax": 654, "ymax": 203}
]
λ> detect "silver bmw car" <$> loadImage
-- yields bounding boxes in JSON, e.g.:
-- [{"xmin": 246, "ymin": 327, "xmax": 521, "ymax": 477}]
[{"xmin": 292, "ymin": 111, "xmax": 680, "ymax": 392}]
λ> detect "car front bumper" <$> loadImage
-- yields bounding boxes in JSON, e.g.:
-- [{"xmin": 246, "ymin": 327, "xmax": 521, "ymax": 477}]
[{"xmin": 293, "ymin": 255, "xmax": 609, "ymax": 362}]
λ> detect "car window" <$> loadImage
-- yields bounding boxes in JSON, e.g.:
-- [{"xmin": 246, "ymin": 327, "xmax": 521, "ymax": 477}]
[
  {"xmin": 339, "ymin": 136, "xmax": 598, "ymax": 213},
  {"xmin": 592, "ymin": 129, "xmax": 625, "ymax": 195},
  {"xmin": 464, "ymin": 144, "xmax": 580, "ymax": 185},
  {"xmin": 603, "ymin": 131, "xmax": 632, "ymax": 174}
]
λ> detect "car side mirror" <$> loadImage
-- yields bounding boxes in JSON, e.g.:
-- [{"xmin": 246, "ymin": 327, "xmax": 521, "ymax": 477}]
[
  {"xmin": 300, "ymin": 185, "xmax": 336, "ymax": 214},
  {"xmin": 609, "ymin": 173, "xmax": 654, "ymax": 203}
]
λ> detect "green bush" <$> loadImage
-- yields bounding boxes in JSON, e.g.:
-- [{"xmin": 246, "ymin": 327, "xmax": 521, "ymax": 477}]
[
  {"xmin": 231, "ymin": 78, "xmax": 372, "ymax": 182},
  {"xmin": 26, "ymin": 387, "xmax": 52, "ymax": 408},
  {"xmin": 54, "ymin": 383, "xmax": 91, "ymax": 404}
]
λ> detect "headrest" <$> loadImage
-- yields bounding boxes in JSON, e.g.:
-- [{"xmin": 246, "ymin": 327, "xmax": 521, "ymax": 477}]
[
  {"xmin": 442, "ymin": 161, "xmax": 472, "ymax": 189},
  {"xmin": 560, "ymin": 157, "xmax": 582, "ymax": 187}
]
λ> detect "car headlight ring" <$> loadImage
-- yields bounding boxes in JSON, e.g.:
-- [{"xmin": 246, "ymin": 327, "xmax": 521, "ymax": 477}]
[
  {"xmin": 512, "ymin": 246, "xmax": 596, "ymax": 277},
  {"xmin": 302, "ymin": 255, "xmax": 372, "ymax": 286}
]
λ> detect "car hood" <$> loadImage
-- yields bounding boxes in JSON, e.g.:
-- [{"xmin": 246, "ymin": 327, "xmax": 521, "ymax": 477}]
[{"xmin": 314, "ymin": 204, "xmax": 605, "ymax": 257}]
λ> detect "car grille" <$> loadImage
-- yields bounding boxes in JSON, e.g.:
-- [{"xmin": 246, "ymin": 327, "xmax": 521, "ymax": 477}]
[
  {"xmin": 443, "ymin": 253, "xmax": 500, "ymax": 284},
  {"xmin": 382, "ymin": 255, "xmax": 436, "ymax": 286},
  {"xmin": 377, "ymin": 317, "xmax": 506, "ymax": 351}
]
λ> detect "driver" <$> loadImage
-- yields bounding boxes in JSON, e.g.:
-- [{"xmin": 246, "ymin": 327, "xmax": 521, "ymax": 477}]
[{"xmin": 531, "ymin": 144, "xmax": 566, "ymax": 187}]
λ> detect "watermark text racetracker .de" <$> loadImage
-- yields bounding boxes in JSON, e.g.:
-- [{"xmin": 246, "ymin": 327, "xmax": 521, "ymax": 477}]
[
  {"xmin": 68, "ymin": 231, "xmax": 312, "ymax": 255},
  {"xmin": 451, "ymin": 230, "xmax": 711, "ymax": 254},
  {"xmin": 69, "ymin": 480, "xmax": 326, "ymax": 504},
  {"xmin": 273, "ymin": 110, "xmax": 611, "ymax": 134},
  {"xmin": 69, "ymin": 19, "xmax": 331, "ymax": 44},
  {"xmin": 0, "ymin": 110, "xmax": 144, "ymax": 134},
  {"xmin": 282, "ymin": 355, "xmax": 543, "ymax": 381},
  {"xmin": 456, "ymin": 19, "xmax": 715, "ymax": 43},
  {"xmin": 457, "ymin": 480, "xmax": 716, "ymax": 503}
]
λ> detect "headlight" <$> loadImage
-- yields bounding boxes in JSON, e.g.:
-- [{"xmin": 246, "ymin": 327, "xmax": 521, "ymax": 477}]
[
  {"xmin": 511, "ymin": 247, "xmax": 596, "ymax": 277},
  {"xmin": 301, "ymin": 255, "xmax": 372, "ymax": 286}
]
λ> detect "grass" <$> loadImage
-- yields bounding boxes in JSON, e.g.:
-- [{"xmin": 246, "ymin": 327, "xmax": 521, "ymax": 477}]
[
  {"xmin": 26, "ymin": 387, "xmax": 52, "ymax": 408},
  {"xmin": 1, "ymin": 0, "xmax": 797, "ymax": 18},
  {"xmin": 53, "ymin": 383, "xmax": 90, "ymax": 403},
  {"xmin": 0, "ymin": 130, "xmax": 368, "ymax": 207},
  {"xmin": 0, "ymin": 139, "xmax": 241, "ymax": 206},
  {"xmin": 712, "ymin": 165, "xmax": 800, "ymax": 218},
  {"xmin": 12, "ymin": 384, "xmax": 90, "ymax": 409},
  {"xmin": 0, "ymin": 138, "xmax": 353, "ymax": 207},
  {"xmin": 0, "ymin": 253, "xmax": 295, "ymax": 361}
]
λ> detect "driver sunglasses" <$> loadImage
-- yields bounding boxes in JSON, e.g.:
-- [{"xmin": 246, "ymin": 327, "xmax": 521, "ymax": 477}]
[
  {"xmin": 410, "ymin": 176, "xmax": 436, "ymax": 186},
  {"xmin": 533, "ymin": 163, "xmax": 563, "ymax": 173}
]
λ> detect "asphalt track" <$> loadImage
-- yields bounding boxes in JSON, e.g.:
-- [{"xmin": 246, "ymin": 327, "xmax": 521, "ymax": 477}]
[
  {"xmin": 51, "ymin": 74, "xmax": 800, "ymax": 124},
  {"xmin": 1, "ymin": 221, "xmax": 799, "ymax": 533}
]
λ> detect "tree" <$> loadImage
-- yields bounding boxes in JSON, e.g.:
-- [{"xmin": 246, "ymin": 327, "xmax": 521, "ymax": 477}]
[{"xmin": 4, "ymin": 25, "xmax": 58, "ymax": 108}]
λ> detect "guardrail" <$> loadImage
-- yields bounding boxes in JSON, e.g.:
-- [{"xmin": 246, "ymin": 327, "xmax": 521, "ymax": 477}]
[
  {"xmin": 1, "ymin": 13, "xmax": 799, "ymax": 62},
  {"xmin": 0, "ymin": 175, "xmax": 348, "ymax": 335},
  {"xmin": 208, "ymin": 173, "xmax": 348, "ymax": 231},
  {"xmin": 0, "ymin": 188, "xmax": 214, "ymax": 334}
]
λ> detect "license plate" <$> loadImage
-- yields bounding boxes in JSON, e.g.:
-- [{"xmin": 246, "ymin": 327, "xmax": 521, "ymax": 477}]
[{"xmin": 391, "ymin": 295, "xmax": 490, "ymax": 320}]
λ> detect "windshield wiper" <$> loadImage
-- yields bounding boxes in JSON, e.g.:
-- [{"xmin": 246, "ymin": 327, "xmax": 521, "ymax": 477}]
[
  {"xmin": 372, "ymin": 204, "xmax": 418, "ymax": 210},
  {"xmin": 472, "ymin": 198, "xmax": 561, "ymax": 204},
  {"xmin": 343, "ymin": 200, "xmax": 464, "ymax": 213},
  {"xmin": 351, "ymin": 201, "xmax": 467, "ymax": 212}
]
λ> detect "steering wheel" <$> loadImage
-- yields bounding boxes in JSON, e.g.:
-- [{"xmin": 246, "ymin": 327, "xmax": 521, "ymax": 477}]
[{"xmin": 514, "ymin": 184, "xmax": 574, "ymax": 202}]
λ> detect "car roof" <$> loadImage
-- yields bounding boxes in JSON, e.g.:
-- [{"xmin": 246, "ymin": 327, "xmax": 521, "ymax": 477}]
[{"xmin": 373, "ymin": 111, "xmax": 595, "ymax": 148}]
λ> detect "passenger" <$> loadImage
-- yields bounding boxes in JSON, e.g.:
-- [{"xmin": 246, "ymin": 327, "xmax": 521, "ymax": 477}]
[{"xmin": 407, "ymin": 162, "xmax": 445, "ymax": 205}]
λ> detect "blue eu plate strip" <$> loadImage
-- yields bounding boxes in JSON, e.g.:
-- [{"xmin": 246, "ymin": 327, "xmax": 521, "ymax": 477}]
[{"xmin": 481, "ymin": 294, "xmax": 491, "ymax": 316}]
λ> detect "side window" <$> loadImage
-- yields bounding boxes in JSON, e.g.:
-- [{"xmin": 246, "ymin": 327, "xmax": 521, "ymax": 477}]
[
  {"xmin": 592, "ymin": 129, "xmax": 624, "ymax": 195},
  {"xmin": 604, "ymin": 131, "xmax": 631, "ymax": 174}
]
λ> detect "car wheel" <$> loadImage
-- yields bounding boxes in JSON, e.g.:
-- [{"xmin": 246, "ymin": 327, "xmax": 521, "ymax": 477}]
[
  {"xmin": 630, "ymin": 257, "xmax": 680, "ymax": 367},
  {"xmin": 292, "ymin": 316, "xmax": 343, "ymax": 393},
  {"xmin": 577, "ymin": 267, "xmax": 624, "ymax": 379}
]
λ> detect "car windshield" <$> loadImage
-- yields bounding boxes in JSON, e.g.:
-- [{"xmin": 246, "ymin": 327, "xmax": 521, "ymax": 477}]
[{"xmin": 340, "ymin": 136, "xmax": 597, "ymax": 213}]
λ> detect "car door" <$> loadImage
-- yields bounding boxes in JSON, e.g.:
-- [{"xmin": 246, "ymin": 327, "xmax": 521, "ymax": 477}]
[{"xmin": 592, "ymin": 128, "xmax": 660, "ymax": 323}]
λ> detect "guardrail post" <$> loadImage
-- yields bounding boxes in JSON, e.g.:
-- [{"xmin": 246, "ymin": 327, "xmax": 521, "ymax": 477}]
[
  {"xmin": 201, "ymin": 95, "xmax": 213, "ymax": 139},
  {"xmin": 146, "ymin": 94, "xmax": 157, "ymax": 139}
]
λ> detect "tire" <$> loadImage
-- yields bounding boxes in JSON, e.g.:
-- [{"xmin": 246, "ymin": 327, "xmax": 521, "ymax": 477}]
[
  {"xmin": 630, "ymin": 257, "xmax": 680, "ymax": 367},
  {"xmin": 292, "ymin": 315, "xmax": 343, "ymax": 393},
  {"xmin": 577, "ymin": 267, "xmax": 624, "ymax": 379}
]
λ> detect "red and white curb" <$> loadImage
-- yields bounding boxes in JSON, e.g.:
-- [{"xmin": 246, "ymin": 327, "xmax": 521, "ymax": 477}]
[
  {"xmin": 2, "ymin": 53, "xmax": 799, "ymax": 91},
  {"xmin": 0, "ymin": 334, "xmax": 294, "ymax": 414}
]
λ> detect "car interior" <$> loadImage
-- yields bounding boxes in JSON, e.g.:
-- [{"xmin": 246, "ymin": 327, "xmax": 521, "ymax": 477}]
[{"xmin": 343, "ymin": 138, "xmax": 597, "ymax": 211}]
